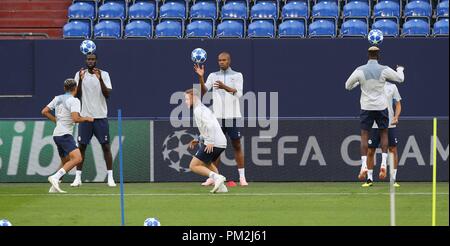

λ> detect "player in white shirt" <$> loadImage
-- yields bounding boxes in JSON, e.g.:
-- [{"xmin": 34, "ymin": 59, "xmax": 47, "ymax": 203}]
[
  {"xmin": 185, "ymin": 89, "xmax": 228, "ymax": 193},
  {"xmin": 345, "ymin": 46, "xmax": 405, "ymax": 182},
  {"xmin": 41, "ymin": 79, "xmax": 94, "ymax": 193},
  {"xmin": 72, "ymin": 53, "xmax": 116, "ymax": 187},
  {"xmin": 363, "ymin": 82, "xmax": 402, "ymax": 187},
  {"xmin": 194, "ymin": 52, "xmax": 248, "ymax": 186}
]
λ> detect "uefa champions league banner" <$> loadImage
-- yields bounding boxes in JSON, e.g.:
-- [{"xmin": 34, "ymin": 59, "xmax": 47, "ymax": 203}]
[{"xmin": 154, "ymin": 119, "xmax": 449, "ymax": 182}]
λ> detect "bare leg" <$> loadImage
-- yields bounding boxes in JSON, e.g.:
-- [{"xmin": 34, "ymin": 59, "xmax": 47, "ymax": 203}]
[
  {"xmin": 389, "ymin": 146, "xmax": 399, "ymax": 169},
  {"xmin": 102, "ymin": 143, "xmax": 113, "ymax": 170},
  {"xmin": 190, "ymin": 157, "xmax": 215, "ymax": 177},
  {"xmin": 378, "ymin": 128, "xmax": 389, "ymax": 179},
  {"xmin": 76, "ymin": 144, "xmax": 87, "ymax": 171},
  {"xmin": 360, "ymin": 129, "xmax": 369, "ymax": 156},
  {"xmin": 62, "ymin": 149, "xmax": 83, "ymax": 172},
  {"xmin": 232, "ymin": 139, "xmax": 244, "ymax": 169}
]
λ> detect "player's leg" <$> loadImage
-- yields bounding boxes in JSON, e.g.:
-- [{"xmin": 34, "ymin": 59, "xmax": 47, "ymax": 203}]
[
  {"xmin": 388, "ymin": 128, "xmax": 400, "ymax": 186},
  {"xmin": 377, "ymin": 109, "xmax": 390, "ymax": 180},
  {"xmin": 358, "ymin": 110, "xmax": 373, "ymax": 180},
  {"xmin": 49, "ymin": 156, "xmax": 70, "ymax": 193},
  {"xmin": 72, "ymin": 121, "xmax": 94, "ymax": 187},
  {"xmin": 364, "ymin": 148, "xmax": 376, "ymax": 187},
  {"xmin": 227, "ymin": 119, "xmax": 247, "ymax": 186},
  {"xmin": 49, "ymin": 135, "xmax": 81, "ymax": 193},
  {"xmin": 93, "ymin": 119, "xmax": 115, "ymax": 187},
  {"xmin": 201, "ymin": 158, "xmax": 219, "ymax": 186},
  {"xmin": 189, "ymin": 157, "xmax": 225, "ymax": 193}
]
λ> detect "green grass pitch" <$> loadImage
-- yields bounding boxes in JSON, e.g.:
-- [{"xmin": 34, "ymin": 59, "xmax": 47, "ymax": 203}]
[{"xmin": 0, "ymin": 182, "xmax": 448, "ymax": 226}]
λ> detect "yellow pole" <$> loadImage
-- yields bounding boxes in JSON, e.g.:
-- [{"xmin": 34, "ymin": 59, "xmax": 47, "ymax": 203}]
[{"xmin": 432, "ymin": 118, "xmax": 437, "ymax": 226}]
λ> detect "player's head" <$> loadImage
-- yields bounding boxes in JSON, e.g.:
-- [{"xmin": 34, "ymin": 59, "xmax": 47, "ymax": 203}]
[
  {"xmin": 64, "ymin": 78, "xmax": 77, "ymax": 95},
  {"xmin": 368, "ymin": 46, "xmax": 380, "ymax": 60},
  {"xmin": 86, "ymin": 53, "xmax": 97, "ymax": 70},
  {"xmin": 184, "ymin": 88, "xmax": 200, "ymax": 108},
  {"xmin": 218, "ymin": 52, "xmax": 231, "ymax": 70}
]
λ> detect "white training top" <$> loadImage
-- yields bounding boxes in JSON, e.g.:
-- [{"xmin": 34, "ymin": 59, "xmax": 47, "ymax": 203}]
[
  {"xmin": 74, "ymin": 70, "xmax": 112, "ymax": 118},
  {"xmin": 47, "ymin": 94, "xmax": 81, "ymax": 137},
  {"xmin": 373, "ymin": 82, "xmax": 402, "ymax": 129},
  {"xmin": 193, "ymin": 102, "xmax": 227, "ymax": 148},
  {"xmin": 345, "ymin": 60, "xmax": 404, "ymax": 111},
  {"xmin": 205, "ymin": 67, "xmax": 243, "ymax": 119}
]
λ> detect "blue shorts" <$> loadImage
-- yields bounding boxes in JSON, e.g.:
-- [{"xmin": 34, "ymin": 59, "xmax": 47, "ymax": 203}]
[
  {"xmin": 360, "ymin": 109, "xmax": 389, "ymax": 130},
  {"xmin": 368, "ymin": 128, "xmax": 399, "ymax": 148},
  {"xmin": 220, "ymin": 119, "xmax": 242, "ymax": 140},
  {"xmin": 194, "ymin": 143, "xmax": 226, "ymax": 165},
  {"xmin": 53, "ymin": 134, "xmax": 78, "ymax": 158},
  {"xmin": 77, "ymin": 118, "xmax": 110, "ymax": 145}
]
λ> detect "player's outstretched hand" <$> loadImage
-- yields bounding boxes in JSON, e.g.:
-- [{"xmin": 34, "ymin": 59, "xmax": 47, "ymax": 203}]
[
  {"xmin": 205, "ymin": 144, "xmax": 214, "ymax": 154},
  {"xmin": 392, "ymin": 116, "xmax": 399, "ymax": 125},
  {"xmin": 93, "ymin": 68, "xmax": 102, "ymax": 80},
  {"xmin": 79, "ymin": 68, "xmax": 86, "ymax": 81},
  {"xmin": 86, "ymin": 117, "xmax": 94, "ymax": 123},
  {"xmin": 194, "ymin": 64, "xmax": 205, "ymax": 77},
  {"xmin": 396, "ymin": 65, "xmax": 404, "ymax": 70},
  {"xmin": 213, "ymin": 81, "xmax": 225, "ymax": 89},
  {"xmin": 188, "ymin": 139, "xmax": 199, "ymax": 150}
]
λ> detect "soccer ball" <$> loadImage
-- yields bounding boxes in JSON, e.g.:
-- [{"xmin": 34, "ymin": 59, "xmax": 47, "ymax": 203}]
[
  {"xmin": 191, "ymin": 48, "xmax": 207, "ymax": 64},
  {"xmin": 80, "ymin": 40, "xmax": 96, "ymax": 55},
  {"xmin": 0, "ymin": 219, "xmax": 12, "ymax": 226},
  {"xmin": 368, "ymin": 29, "xmax": 384, "ymax": 46},
  {"xmin": 144, "ymin": 218, "xmax": 161, "ymax": 226}
]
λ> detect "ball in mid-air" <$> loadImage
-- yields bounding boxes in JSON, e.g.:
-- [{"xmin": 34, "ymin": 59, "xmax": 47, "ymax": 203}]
[
  {"xmin": 144, "ymin": 218, "xmax": 161, "ymax": 226},
  {"xmin": 191, "ymin": 48, "xmax": 207, "ymax": 64},
  {"xmin": 0, "ymin": 219, "xmax": 12, "ymax": 226},
  {"xmin": 368, "ymin": 29, "xmax": 384, "ymax": 46},
  {"xmin": 80, "ymin": 40, "xmax": 96, "ymax": 55}
]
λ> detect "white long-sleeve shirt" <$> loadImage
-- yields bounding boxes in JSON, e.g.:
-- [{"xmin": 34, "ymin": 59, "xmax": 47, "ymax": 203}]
[
  {"xmin": 193, "ymin": 102, "xmax": 227, "ymax": 148},
  {"xmin": 345, "ymin": 60, "xmax": 404, "ymax": 110},
  {"xmin": 205, "ymin": 67, "xmax": 243, "ymax": 119}
]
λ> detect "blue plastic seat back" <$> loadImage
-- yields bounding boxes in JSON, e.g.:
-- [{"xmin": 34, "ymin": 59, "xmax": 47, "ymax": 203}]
[
  {"xmin": 279, "ymin": 19, "xmax": 306, "ymax": 37},
  {"xmin": 402, "ymin": 18, "xmax": 430, "ymax": 36},
  {"xmin": 372, "ymin": 18, "xmax": 399, "ymax": 36},
  {"xmin": 155, "ymin": 20, "xmax": 183, "ymax": 38},
  {"xmin": 160, "ymin": 2, "xmax": 186, "ymax": 19},
  {"xmin": 248, "ymin": 19, "xmax": 275, "ymax": 37},
  {"xmin": 186, "ymin": 19, "xmax": 214, "ymax": 38},
  {"xmin": 94, "ymin": 19, "xmax": 122, "ymax": 38},
  {"xmin": 433, "ymin": 18, "xmax": 449, "ymax": 35},
  {"xmin": 98, "ymin": 2, "xmax": 126, "ymax": 19},
  {"xmin": 309, "ymin": 18, "xmax": 336, "ymax": 36},
  {"xmin": 63, "ymin": 19, "xmax": 92, "ymax": 38},
  {"xmin": 404, "ymin": 0, "xmax": 432, "ymax": 17},
  {"xmin": 437, "ymin": 1, "xmax": 449, "ymax": 17},
  {"xmin": 341, "ymin": 18, "xmax": 367, "ymax": 36},
  {"xmin": 343, "ymin": 1, "xmax": 370, "ymax": 18},
  {"xmin": 221, "ymin": 2, "xmax": 248, "ymax": 19},
  {"xmin": 216, "ymin": 20, "xmax": 245, "ymax": 37},
  {"xmin": 190, "ymin": 2, "xmax": 217, "ymax": 19},
  {"xmin": 251, "ymin": 1, "xmax": 278, "ymax": 19},
  {"xmin": 373, "ymin": 1, "xmax": 400, "ymax": 18},
  {"xmin": 282, "ymin": 1, "xmax": 308, "ymax": 19},
  {"xmin": 68, "ymin": 2, "xmax": 96, "ymax": 20},
  {"xmin": 125, "ymin": 19, "xmax": 153, "ymax": 38},
  {"xmin": 129, "ymin": 2, "xmax": 156, "ymax": 19},
  {"xmin": 312, "ymin": 1, "xmax": 339, "ymax": 18}
]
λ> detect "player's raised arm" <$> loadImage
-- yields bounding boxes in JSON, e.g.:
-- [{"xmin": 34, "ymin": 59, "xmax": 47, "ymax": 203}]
[
  {"xmin": 94, "ymin": 68, "xmax": 111, "ymax": 99},
  {"xmin": 194, "ymin": 64, "xmax": 208, "ymax": 95},
  {"xmin": 382, "ymin": 66, "xmax": 405, "ymax": 83}
]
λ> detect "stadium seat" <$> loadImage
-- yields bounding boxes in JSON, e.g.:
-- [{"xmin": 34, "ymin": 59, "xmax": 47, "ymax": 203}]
[
  {"xmin": 281, "ymin": 1, "xmax": 308, "ymax": 19},
  {"xmin": 98, "ymin": 2, "xmax": 126, "ymax": 20},
  {"xmin": 404, "ymin": 0, "xmax": 432, "ymax": 18},
  {"xmin": 155, "ymin": 19, "xmax": 183, "ymax": 38},
  {"xmin": 129, "ymin": 1, "xmax": 157, "ymax": 19},
  {"xmin": 433, "ymin": 18, "xmax": 449, "ymax": 36},
  {"xmin": 309, "ymin": 19, "xmax": 336, "ymax": 37},
  {"xmin": 216, "ymin": 19, "xmax": 245, "ymax": 38},
  {"xmin": 190, "ymin": 1, "xmax": 217, "ymax": 19},
  {"xmin": 436, "ymin": 1, "xmax": 449, "ymax": 17},
  {"xmin": 340, "ymin": 18, "xmax": 368, "ymax": 37},
  {"xmin": 63, "ymin": 19, "xmax": 92, "ymax": 38},
  {"xmin": 159, "ymin": 1, "xmax": 186, "ymax": 19},
  {"xmin": 278, "ymin": 19, "xmax": 306, "ymax": 37},
  {"xmin": 250, "ymin": 1, "xmax": 278, "ymax": 20},
  {"xmin": 311, "ymin": 1, "xmax": 339, "ymax": 19},
  {"xmin": 186, "ymin": 19, "xmax": 214, "ymax": 38},
  {"xmin": 221, "ymin": 1, "xmax": 248, "ymax": 19},
  {"xmin": 372, "ymin": 18, "xmax": 399, "ymax": 37},
  {"xmin": 68, "ymin": 2, "xmax": 96, "ymax": 20},
  {"xmin": 94, "ymin": 19, "xmax": 122, "ymax": 39},
  {"xmin": 248, "ymin": 19, "xmax": 275, "ymax": 38},
  {"xmin": 342, "ymin": 1, "xmax": 370, "ymax": 18},
  {"xmin": 373, "ymin": 0, "xmax": 400, "ymax": 18},
  {"xmin": 402, "ymin": 18, "xmax": 430, "ymax": 36},
  {"xmin": 124, "ymin": 19, "xmax": 153, "ymax": 38}
]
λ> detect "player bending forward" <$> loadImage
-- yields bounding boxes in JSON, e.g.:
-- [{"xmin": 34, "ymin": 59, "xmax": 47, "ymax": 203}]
[
  {"xmin": 185, "ymin": 89, "xmax": 228, "ymax": 193},
  {"xmin": 42, "ymin": 79, "xmax": 94, "ymax": 193}
]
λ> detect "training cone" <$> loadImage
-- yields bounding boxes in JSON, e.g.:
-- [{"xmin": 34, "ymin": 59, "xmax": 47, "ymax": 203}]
[{"xmin": 226, "ymin": 181, "xmax": 237, "ymax": 187}]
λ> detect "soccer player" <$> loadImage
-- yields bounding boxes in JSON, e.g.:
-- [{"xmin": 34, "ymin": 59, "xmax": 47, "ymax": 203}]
[
  {"xmin": 363, "ymin": 82, "xmax": 402, "ymax": 187},
  {"xmin": 71, "ymin": 53, "xmax": 115, "ymax": 187},
  {"xmin": 345, "ymin": 46, "xmax": 404, "ymax": 183},
  {"xmin": 42, "ymin": 79, "xmax": 94, "ymax": 193},
  {"xmin": 194, "ymin": 52, "xmax": 248, "ymax": 186},
  {"xmin": 185, "ymin": 89, "xmax": 228, "ymax": 193}
]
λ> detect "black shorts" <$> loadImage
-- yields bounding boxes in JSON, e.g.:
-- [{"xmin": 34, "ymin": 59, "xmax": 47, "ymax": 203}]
[
  {"xmin": 77, "ymin": 118, "xmax": 110, "ymax": 145},
  {"xmin": 368, "ymin": 128, "xmax": 399, "ymax": 148},
  {"xmin": 53, "ymin": 134, "xmax": 78, "ymax": 158},
  {"xmin": 194, "ymin": 143, "xmax": 225, "ymax": 165},
  {"xmin": 220, "ymin": 119, "xmax": 242, "ymax": 140},
  {"xmin": 360, "ymin": 109, "xmax": 389, "ymax": 130}
]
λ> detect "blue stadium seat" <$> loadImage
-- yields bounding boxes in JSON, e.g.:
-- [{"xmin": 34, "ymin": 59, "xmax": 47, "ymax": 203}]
[
  {"xmin": 281, "ymin": 1, "xmax": 308, "ymax": 19},
  {"xmin": 221, "ymin": 1, "xmax": 248, "ymax": 19},
  {"xmin": 373, "ymin": 1, "xmax": 400, "ymax": 18},
  {"xmin": 63, "ymin": 19, "xmax": 92, "ymax": 38},
  {"xmin": 216, "ymin": 19, "xmax": 245, "ymax": 38},
  {"xmin": 404, "ymin": 0, "xmax": 432, "ymax": 18},
  {"xmin": 340, "ymin": 18, "xmax": 368, "ymax": 36},
  {"xmin": 190, "ymin": 1, "xmax": 217, "ymax": 19},
  {"xmin": 309, "ymin": 19, "xmax": 336, "ymax": 37},
  {"xmin": 433, "ymin": 18, "xmax": 449, "ymax": 36},
  {"xmin": 402, "ymin": 18, "xmax": 430, "ymax": 36},
  {"xmin": 68, "ymin": 2, "xmax": 96, "ymax": 20},
  {"xmin": 312, "ymin": 1, "xmax": 339, "ymax": 19},
  {"xmin": 98, "ymin": 2, "xmax": 126, "ymax": 20},
  {"xmin": 94, "ymin": 19, "xmax": 122, "ymax": 39},
  {"xmin": 248, "ymin": 19, "xmax": 275, "ymax": 38},
  {"xmin": 343, "ymin": 1, "xmax": 370, "ymax": 18},
  {"xmin": 278, "ymin": 19, "xmax": 306, "ymax": 37},
  {"xmin": 155, "ymin": 19, "xmax": 183, "ymax": 38},
  {"xmin": 124, "ymin": 19, "xmax": 153, "ymax": 38},
  {"xmin": 186, "ymin": 19, "xmax": 214, "ymax": 38},
  {"xmin": 372, "ymin": 18, "xmax": 399, "ymax": 37},
  {"xmin": 436, "ymin": 1, "xmax": 449, "ymax": 18},
  {"xmin": 159, "ymin": 2, "xmax": 186, "ymax": 19},
  {"xmin": 129, "ymin": 1, "xmax": 157, "ymax": 19},
  {"xmin": 250, "ymin": 1, "xmax": 278, "ymax": 20}
]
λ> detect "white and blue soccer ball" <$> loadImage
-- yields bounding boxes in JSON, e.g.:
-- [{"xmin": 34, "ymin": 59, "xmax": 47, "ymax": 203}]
[
  {"xmin": 80, "ymin": 40, "xmax": 96, "ymax": 55},
  {"xmin": 0, "ymin": 219, "xmax": 12, "ymax": 226},
  {"xmin": 191, "ymin": 48, "xmax": 207, "ymax": 64},
  {"xmin": 368, "ymin": 29, "xmax": 384, "ymax": 45},
  {"xmin": 144, "ymin": 218, "xmax": 161, "ymax": 226}
]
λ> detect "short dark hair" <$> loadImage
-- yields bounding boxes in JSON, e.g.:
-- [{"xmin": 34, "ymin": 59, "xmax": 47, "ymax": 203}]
[
  {"xmin": 86, "ymin": 53, "xmax": 98, "ymax": 59},
  {"xmin": 368, "ymin": 50, "xmax": 379, "ymax": 59},
  {"xmin": 64, "ymin": 79, "xmax": 77, "ymax": 92}
]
